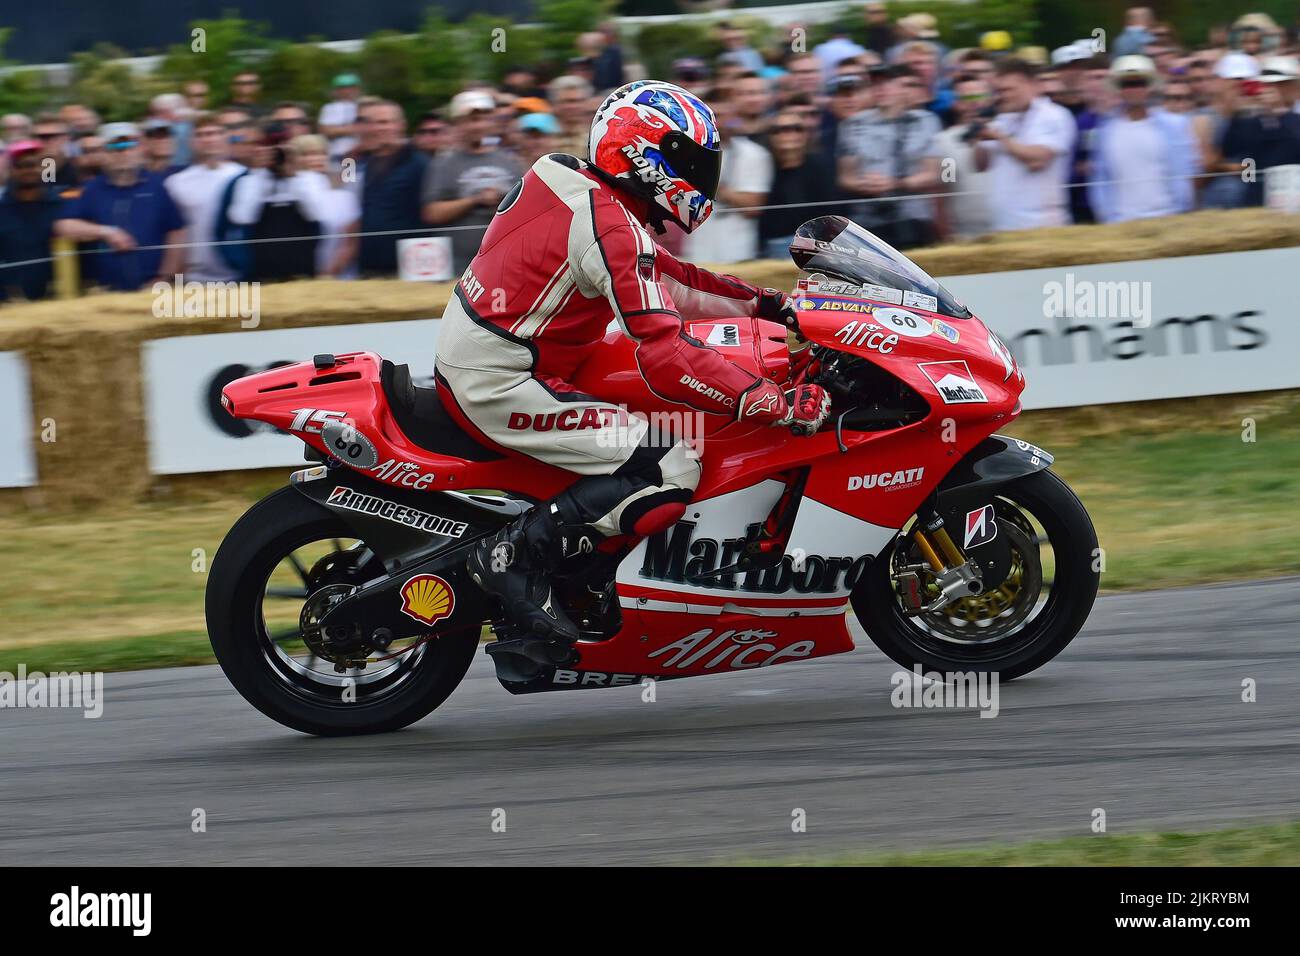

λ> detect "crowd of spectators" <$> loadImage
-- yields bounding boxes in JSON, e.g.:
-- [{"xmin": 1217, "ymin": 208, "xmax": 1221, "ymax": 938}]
[{"xmin": 2, "ymin": 6, "xmax": 1300, "ymax": 304}]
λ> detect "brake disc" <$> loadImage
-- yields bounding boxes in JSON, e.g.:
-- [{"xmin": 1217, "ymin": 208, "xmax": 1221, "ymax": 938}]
[
  {"xmin": 299, "ymin": 583, "xmax": 364, "ymax": 662},
  {"xmin": 923, "ymin": 518, "xmax": 1043, "ymax": 641}
]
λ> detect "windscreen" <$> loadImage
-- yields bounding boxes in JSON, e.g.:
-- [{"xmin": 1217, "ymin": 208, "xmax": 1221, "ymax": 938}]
[{"xmin": 790, "ymin": 216, "xmax": 971, "ymax": 319}]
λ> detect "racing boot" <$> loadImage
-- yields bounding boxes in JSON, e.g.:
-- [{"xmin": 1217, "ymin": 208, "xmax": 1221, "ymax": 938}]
[{"xmin": 467, "ymin": 502, "xmax": 580, "ymax": 655}]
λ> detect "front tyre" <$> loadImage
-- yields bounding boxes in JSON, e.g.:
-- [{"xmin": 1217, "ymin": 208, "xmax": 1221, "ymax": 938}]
[
  {"xmin": 851, "ymin": 469, "xmax": 1099, "ymax": 681},
  {"xmin": 206, "ymin": 486, "xmax": 478, "ymax": 736}
]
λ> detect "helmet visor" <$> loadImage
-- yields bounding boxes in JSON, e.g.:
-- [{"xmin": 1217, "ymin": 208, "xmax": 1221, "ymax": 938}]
[{"xmin": 660, "ymin": 130, "xmax": 721, "ymax": 201}]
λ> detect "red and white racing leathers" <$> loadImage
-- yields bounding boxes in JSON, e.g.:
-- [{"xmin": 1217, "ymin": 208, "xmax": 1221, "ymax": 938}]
[{"xmin": 435, "ymin": 153, "xmax": 778, "ymax": 537}]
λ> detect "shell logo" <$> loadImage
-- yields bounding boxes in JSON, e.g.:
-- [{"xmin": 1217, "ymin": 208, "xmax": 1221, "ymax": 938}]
[{"xmin": 399, "ymin": 574, "xmax": 455, "ymax": 626}]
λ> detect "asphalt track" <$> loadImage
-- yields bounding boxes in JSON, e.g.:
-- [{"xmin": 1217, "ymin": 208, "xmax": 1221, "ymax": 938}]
[{"xmin": 3, "ymin": 577, "xmax": 1297, "ymax": 866}]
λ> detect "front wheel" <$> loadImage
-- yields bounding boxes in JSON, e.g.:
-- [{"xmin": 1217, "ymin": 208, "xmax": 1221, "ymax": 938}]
[
  {"xmin": 851, "ymin": 469, "xmax": 1099, "ymax": 681},
  {"xmin": 206, "ymin": 486, "xmax": 479, "ymax": 736}
]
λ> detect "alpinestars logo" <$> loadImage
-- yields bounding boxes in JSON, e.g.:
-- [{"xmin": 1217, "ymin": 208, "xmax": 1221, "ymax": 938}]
[
  {"xmin": 744, "ymin": 391, "xmax": 780, "ymax": 417},
  {"xmin": 680, "ymin": 374, "xmax": 734, "ymax": 407},
  {"xmin": 326, "ymin": 486, "xmax": 469, "ymax": 537},
  {"xmin": 918, "ymin": 360, "xmax": 988, "ymax": 405}
]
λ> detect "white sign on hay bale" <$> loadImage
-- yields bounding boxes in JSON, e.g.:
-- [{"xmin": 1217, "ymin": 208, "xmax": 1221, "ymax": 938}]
[
  {"xmin": 1264, "ymin": 165, "xmax": 1300, "ymax": 213},
  {"xmin": 397, "ymin": 237, "xmax": 454, "ymax": 282},
  {"xmin": 0, "ymin": 352, "xmax": 37, "ymax": 487}
]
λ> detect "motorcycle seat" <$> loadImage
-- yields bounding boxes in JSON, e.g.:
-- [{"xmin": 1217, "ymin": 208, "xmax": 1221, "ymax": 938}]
[{"xmin": 380, "ymin": 360, "xmax": 504, "ymax": 463}]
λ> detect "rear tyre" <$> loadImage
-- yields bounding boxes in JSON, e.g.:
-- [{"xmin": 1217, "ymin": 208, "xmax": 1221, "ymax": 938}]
[
  {"xmin": 851, "ymin": 469, "xmax": 1098, "ymax": 681},
  {"xmin": 206, "ymin": 486, "xmax": 479, "ymax": 736}
]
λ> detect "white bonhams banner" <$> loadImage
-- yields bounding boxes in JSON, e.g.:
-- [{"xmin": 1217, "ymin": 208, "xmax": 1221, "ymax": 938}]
[
  {"xmin": 940, "ymin": 247, "xmax": 1300, "ymax": 410},
  {"xmin": 142, "ymin": 319, "xmax": 440, "ymax": 475},
  {"xmin": 0, "ymin": 351, "xmax": 37, "ymax": 488}
]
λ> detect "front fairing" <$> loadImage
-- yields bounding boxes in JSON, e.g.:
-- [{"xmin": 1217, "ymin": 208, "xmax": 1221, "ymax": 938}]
[
  {"xmin": 792, "ymin": 291, "xmax": 1025, "ymax": 417},
  {"xmin": 786, "ymin": 217, "xmax": 1024, "ymax": 417}
]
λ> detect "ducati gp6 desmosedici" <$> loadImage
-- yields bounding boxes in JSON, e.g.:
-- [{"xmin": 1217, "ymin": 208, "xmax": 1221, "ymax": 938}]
[{"xmin": 206, "ymin": 216, "xmax": 1099, "ymax": 736}]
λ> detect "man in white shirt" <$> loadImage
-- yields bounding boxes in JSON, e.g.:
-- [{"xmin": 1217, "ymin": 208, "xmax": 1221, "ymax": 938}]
[
  {"xmin": 682, "ymin": 103, "xmax": 773, "ymax": 264},
  {"xmin": 163, "ymin": 113, "xmax": 245, "ymax": 282},
  {"xmin": 1089, "ymin": 56, "xmax": 1197, "ymax": 223},
  {"xmin": 974, "ymin": 57, "xmax": 1077, "ymax": 230},
  {"xmin": 318, "ymin": 74, "xmax": 362, "ymax": 165}
]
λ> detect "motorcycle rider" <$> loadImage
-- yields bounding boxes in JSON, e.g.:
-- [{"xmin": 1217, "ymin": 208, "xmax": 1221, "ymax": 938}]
[{"xmin": 436, "ymin": 80, "xmax": 830, "ymax": 654}]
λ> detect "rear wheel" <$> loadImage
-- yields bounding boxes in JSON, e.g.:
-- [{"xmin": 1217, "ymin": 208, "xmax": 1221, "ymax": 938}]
[
  {"xmin": 206, "ymin": 487, "xmax": 479, "ymax": 736},
  {"xmin": 851, "ymin": 469, "xmax": 1099, "ymax": 681}
]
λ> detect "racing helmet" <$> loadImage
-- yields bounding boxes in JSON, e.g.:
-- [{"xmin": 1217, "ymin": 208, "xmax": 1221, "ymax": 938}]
[{"xmin": 588, "ymin": 80, "xmax": 722, "ymax": 233}]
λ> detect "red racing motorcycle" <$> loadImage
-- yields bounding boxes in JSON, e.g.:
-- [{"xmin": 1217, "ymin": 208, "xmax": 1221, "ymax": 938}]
[{"xmin": 206, "ymin": 216, "xmax": 1098, "ymax": 735}]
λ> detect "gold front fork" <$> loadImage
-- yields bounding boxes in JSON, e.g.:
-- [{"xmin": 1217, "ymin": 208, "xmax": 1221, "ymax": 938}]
[{"xmin": 912, "ymin": 525, "xmax": 967, "ymax": 572}]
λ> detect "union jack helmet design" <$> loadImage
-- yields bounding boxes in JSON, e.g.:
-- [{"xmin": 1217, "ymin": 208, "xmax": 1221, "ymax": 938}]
[{"xmin": 588, "ymin": 80, "xmax": 722, "ymax": 233}]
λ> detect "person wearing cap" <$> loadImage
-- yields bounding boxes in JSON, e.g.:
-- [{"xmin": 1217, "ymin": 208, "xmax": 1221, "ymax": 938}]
[
  {"xmin": 141, "ymin": 118, "xmax": 184, "ymax": 179},
  {"xmin": 515, "ymin": 112, "xmax": 559, "ymax": 166},
  {"xmin": 53, "ymin": 122, "xmax": 186, "ymax": 291},
  {"xmin": 973, "ymin": 57, "xmax": 1077, "ymax": 231},
  {"xmin": 1050, "ymin": 42, "xmax": 1095, "ymax": 114},
  {"xmin": 1259, "ymin": 55, "xmax": 1300, "ymax": 112},
  {"xmin": 1088, "ymin": 56, "xmax": 1198, "ymax": 223},
  {"xmin": 1195, "ymin": 51, "xmax": 1262, "ymax": 208},
  {"xmin": 980, "ymin": 31, "xmax": 1014, "ymax": 55},
  {"xmin": 821, "ymin": 70, "xmax": 872, "ymax": 157},
  {"xmin": 1220, "ymin": 58, "xmax": 1300, "ymax": 206},
  {"xmin": 0, "ymin": 140, "xmax": 63, "ymax": 302},
  {"xmin": 420, "ymin": 90, "xmax": 523, "ymax": 274},
  {"xmin": 319, "ymin": 73, "xmax": 363, "ymax": 165}
]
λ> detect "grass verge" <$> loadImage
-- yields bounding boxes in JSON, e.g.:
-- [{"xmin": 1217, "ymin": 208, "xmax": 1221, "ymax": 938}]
[{"xmin": 744, "ymin": 820, "xmax": 1300, "ymax": 866}]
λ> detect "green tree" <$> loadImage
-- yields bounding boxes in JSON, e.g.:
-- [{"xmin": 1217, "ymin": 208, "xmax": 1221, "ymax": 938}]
[
  {"xmin": 0, "ymin": 29, "xmax": 50, "ymax": 117},
  {"xmin": 69, "ymin": 44, "xmax": 161, "ymax": 121},
  {"xmin": 156, "ymin": 13, "xmax": 276, "ymax": 106}
]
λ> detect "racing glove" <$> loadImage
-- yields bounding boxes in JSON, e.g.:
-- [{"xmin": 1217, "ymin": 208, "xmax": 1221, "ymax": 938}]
[
  {"xmin": 755, "ymin": 288, "xmax": 802, "ymax": 335},
  {"xmin": 739, "ymin": 381, "xmax": 831, "ymax": 436}
]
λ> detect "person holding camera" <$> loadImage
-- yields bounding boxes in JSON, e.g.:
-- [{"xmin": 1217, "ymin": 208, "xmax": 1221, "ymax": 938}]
[
  {"xmin": 227, "ymin": 120, "xmax": 330, "ymax": 280},
  {"xmin": 973, "ymin": 58, "xmax": 1077, "ymax": 231},
  {"xmin": 933, "ymin": 73, "xmax": 995, "ymax": 239}
]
